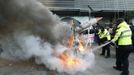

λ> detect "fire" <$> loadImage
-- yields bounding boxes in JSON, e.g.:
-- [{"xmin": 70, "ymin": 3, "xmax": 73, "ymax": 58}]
[
  {"xmin": 58, "ymin": 51, "xmax": 81, "ymax": 67},
  {"xmin": 66, "ymin": 58, "xmax": 80, "ymax": 66},
  {"xmin": 78, "ymin": 39, "xmax": 85, "ymax": 52},
  {"xmin": 67, "ymin": 34, "xmax": 74, "ymax": 48},
  {"xmin": 67, "ymin": 35, "xmax": 85, "ymax": 52},
  {"xmin": 59, "ymin": 34, "xmax": 86, "ymax": 67}
]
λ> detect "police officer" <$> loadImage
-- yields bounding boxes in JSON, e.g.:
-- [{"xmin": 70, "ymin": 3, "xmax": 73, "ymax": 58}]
[
  {"xmin": 97, "ymin": 28, "xmax": 102, "ymax": 45},
  {"xmin": 99, "ymin": 26, "xmax": 111, "ymax": 58},
  {"xmin": 112, "ymin": 18, "xmax": 133, "ymax": 75}
]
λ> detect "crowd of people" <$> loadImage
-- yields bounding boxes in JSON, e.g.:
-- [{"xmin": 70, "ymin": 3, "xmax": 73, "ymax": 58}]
[
  {"xmin": 95, "ymin": 18, "xmax": 134, "ymax": 75},
  {"xmin": 66, "ymin": 17, "xmax": 133, "ymax": 75}
]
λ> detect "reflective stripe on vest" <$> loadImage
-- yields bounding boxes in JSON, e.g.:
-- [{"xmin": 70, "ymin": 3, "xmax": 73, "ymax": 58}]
[
  {"xmin": 119, "ymin": 35, "xmax": 131, "ymax": 38},
  {"xmin": 118, "ymin": 29, "xmax": 132, "ymax": 45},
  {"xmin": 120, "ymin": 30, "xmax": 131, "ymax": 38},
  {"xmin": 122, "ymin": 30, "xmax": 131, "ymax": 33}
]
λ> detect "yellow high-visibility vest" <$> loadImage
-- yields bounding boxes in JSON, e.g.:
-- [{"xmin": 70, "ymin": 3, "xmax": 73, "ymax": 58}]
[
  {"xmin": 100, "ymin": 29, "xmax": 111, "ymax": 40},
  {"xmin": 98, "ymin": 29, "xmax": 101, "ymax": 35},
  {"xmin": 112, "ymin": 21, "xmax": 132, "ymax": 45}
]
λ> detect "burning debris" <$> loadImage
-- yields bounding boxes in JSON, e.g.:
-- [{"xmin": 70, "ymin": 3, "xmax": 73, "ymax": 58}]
[
  {"xmin": 0, "ymin": 0, "xmax": 102, "ymax": 74},
  {"xmin": 58, "ymin": 51, "xmax": 81, "ymax": 68}
]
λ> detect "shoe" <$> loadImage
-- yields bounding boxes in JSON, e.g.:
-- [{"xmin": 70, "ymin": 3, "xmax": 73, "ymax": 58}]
[
  {"xmin": 105, "ymin": 56, "xmax": 110, "ymax": 58},
  {"xmin": 121, "ymin": 72, "xmax": 129, "ymax": 75},
  {"xmin": 100, "ymin": 53, "xmax": 104, "ymax": 56},
  {"xmin": 0, "ymin": 48, "xmax": 3, "ymax": 54},
  {"xmin": 113, "ymin": 66, "xmax": 122, "ymax": 71}
]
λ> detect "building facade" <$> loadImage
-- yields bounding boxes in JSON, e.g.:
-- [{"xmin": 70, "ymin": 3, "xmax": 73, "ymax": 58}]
[
  {"xmin": 38, "ymin": 0, "xmax": 134, "ymax": 23},
  {"xmin": 38, "ymin": 0, "xmax": 134, "ymax": 11}
]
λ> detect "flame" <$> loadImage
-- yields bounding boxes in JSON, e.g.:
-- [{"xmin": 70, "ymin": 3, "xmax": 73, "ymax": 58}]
[
  {"xmin": 66, "ymin": 58, "xmax": 80, "ymax": 66},
  {"xmin": 58, "ymin": 51, "xmax": 80, "ymax": 67},
  {"xmin": 67, "ymin": 34, "xmax": 74, "ymax": 48},
  {"xmin": 57, "ymin": 34, "xmax": 86, "ymax": 68},
  {"xmin": 78, "ymin": 41, "xmax": 85, "ymax": 52},
  {"xmin": 77, "ymin": 37, "xmax": 85, "ymax": 52},
  {"xmin": 67, "ymin": 35, "xmax": 85, "ymax": 52}
]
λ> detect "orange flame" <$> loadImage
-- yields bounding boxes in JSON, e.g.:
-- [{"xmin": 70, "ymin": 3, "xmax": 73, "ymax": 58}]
[
  {"xmin": 67, "ymin": 35, "xmax": 86, "ymax": 52},
  {"xmin": 67, "ymin": 34, "xmax": 74, "ymax": 48},
  {"xmin": 66, "ymin": 58, "xmax": 80, "ymax": 66},
  {"xmin": 78, "ymin": 37, "xmax": 85, "ymax": 52},
  {"xmin": 58, "ymin": 51, "xmax": 80, "ymax": 67},
  {"xmin": 78, "ymin": 41, "xmax": 85, "ymax": 52}
]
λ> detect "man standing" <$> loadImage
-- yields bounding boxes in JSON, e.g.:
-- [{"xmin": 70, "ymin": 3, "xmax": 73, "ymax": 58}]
[
  {"xmin": 99, "ymin": 27, "xmax": 111, "ymax": 58},
  {"xmin": 112, "ymin": 18, "xmax": 133, "ymax": 75}
]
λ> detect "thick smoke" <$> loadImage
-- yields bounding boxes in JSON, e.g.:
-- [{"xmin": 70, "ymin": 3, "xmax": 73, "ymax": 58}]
[
  {"xmin": 0, "ymin": 0, "xmax": 95, "ymax": 74},
  {"xmin": 0, "ymin": 0, "xmax": 69, "ymax": 44}
]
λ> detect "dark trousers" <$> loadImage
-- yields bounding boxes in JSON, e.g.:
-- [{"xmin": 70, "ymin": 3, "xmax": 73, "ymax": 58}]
[
  {"xmin": 97, "ymin": 35, "xmax": 101, "ymax": 45},
  {"xmin": 101, "ymin": 44, "xmax": 110, "ymax": 56},
  {"xmin": 116, "ymin": 45, "xmax": 132, "ymax": 75}
]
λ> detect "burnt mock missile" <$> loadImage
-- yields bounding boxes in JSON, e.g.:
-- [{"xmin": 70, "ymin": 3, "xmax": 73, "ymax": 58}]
[{"xmin": 76, "ymin": 17, "xmax": 103, "ymax": 33}]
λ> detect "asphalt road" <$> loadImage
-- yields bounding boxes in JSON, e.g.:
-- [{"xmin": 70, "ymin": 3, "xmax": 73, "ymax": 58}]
[{"xmin": 0, "ymin": 46, "xmax": 134, "ymax": 75}]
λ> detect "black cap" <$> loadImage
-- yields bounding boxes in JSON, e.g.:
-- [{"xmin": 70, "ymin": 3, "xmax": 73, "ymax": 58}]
[{"xmin": 116, "ymin": 18, "xmax": 124, "ymax": 25}]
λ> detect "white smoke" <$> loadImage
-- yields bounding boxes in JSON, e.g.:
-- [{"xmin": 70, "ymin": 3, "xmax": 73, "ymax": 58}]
[
  {"xmin": 0, "ymin": 0, "xmax": 95, "ymax": 74},
  {"xmin": 0, "ymin": 31, "xmax": 95, "ymax": 74}
]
